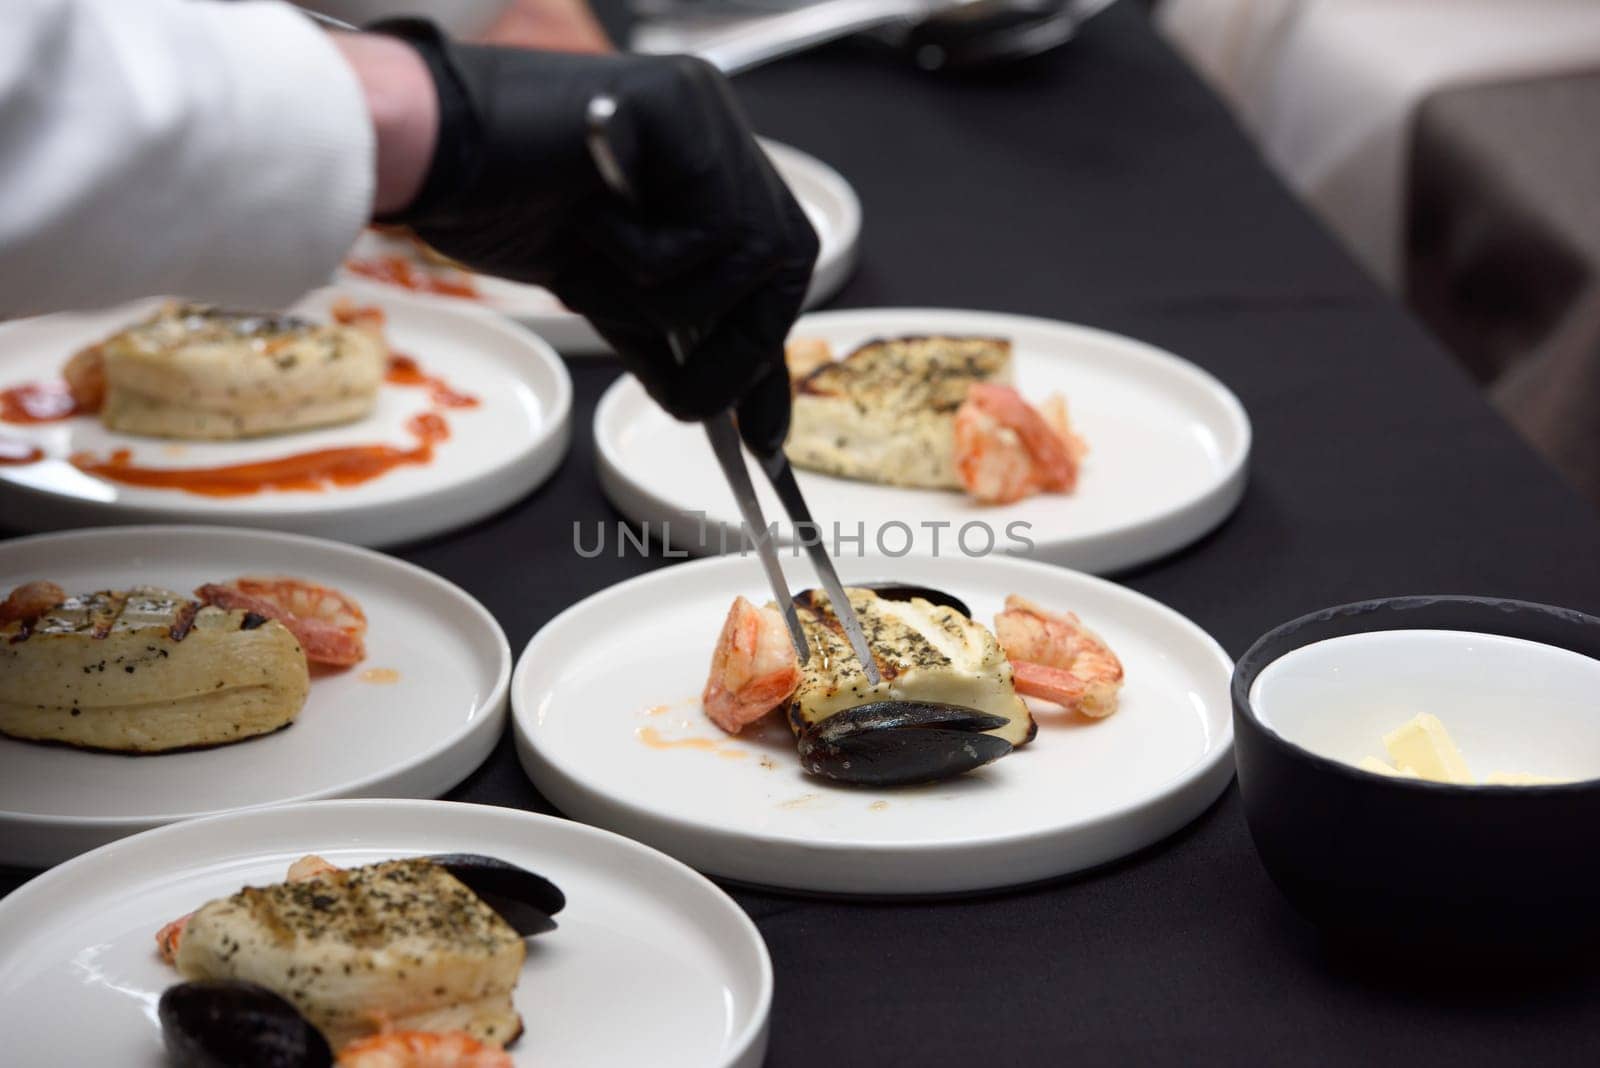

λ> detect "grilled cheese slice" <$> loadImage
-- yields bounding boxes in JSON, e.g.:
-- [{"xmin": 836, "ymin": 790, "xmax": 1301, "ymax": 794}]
[
  {"xmin": 788, "ymin": 587, "xmax": 1035, "ymax": 747},
  {"xmin": 785, "ymin": 336, "xmax": 1011, "ymax": 489},
  {"xmin": 175, "ymin": 858, "xmax": 526, "ymax": 1050},
  {"xmin": 0, "ymin": 586, "xmax": 308, "ymax": 752},
  {"xmin": 93, "ymin": 303, "xmax": 384, "ymax": 440}
]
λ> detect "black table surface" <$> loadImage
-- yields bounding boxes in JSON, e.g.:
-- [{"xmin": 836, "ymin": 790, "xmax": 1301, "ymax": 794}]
[{"xmin": 6, "ymin": 3, "xmax": 1600, "ymax": 1064}]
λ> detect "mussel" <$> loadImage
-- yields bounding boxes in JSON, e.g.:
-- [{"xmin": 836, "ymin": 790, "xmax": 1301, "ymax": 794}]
[
  {"xmin": 427, "ymin": 853, "xmax": 566, "ymax": 936},
  {"xmin": 797, "ymin": 701, "xmax": 1014, "ymax": 786},
  {"xmin": 160, "ymin": 980, "xmax": 332, "ymax": 1068}
]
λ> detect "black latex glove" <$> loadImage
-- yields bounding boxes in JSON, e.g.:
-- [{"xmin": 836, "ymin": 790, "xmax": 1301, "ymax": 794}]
[{"xmin": 372, "ymin": 19, "xmax": 819, "ymax": 455}]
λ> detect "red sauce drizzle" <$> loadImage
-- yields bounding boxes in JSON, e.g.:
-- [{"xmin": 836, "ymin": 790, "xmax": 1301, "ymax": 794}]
[
  {"xmin": 0, "ymin": 381, "xmax": 85, "ymax": 424},
  {"xmin": 3, "ymin": 352, "xmax": 472, "ymax": 486},
  {"xmin": 346, "ymin": 255, "xmax": 480, "ymax": 300},
  {"xmin": 69, "ymin": 412, "xmax": 450, "ymax": 497},
  {"xmin": 386, "ymin": 354, "xmax": 479, "ymax": 409},
  {"xmin": 0, "ymin": 437, "xmax": 43, "ymax": 465}
]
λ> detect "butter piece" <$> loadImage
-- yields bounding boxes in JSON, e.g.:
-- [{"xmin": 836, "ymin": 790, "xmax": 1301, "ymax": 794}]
[
  {"xmin": 1357, "ymin": 755, "xmax": 1421, "ymax": 779},
  {"xmin": 1483, "ymin": 771, "xmax": 1564, "ymax": 786},
  {"xmin": 1383, "ymin": 713, "xmax": 1473, "ymax": 784}
]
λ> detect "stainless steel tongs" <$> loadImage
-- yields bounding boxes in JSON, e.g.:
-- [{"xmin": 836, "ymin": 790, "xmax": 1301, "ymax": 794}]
[{"xmin": 586, "ymin": 95, "xmax": 881, "ymax": 685}]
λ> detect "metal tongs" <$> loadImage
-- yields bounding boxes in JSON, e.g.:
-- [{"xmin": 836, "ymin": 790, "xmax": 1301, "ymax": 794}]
[{"xmin": 586, "ymin": 96, "xmax": 880, "ymax": 686}]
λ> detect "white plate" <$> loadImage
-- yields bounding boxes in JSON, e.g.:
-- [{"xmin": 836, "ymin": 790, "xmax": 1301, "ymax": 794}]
[
  {"xmin": 595, "ymin": 309, "xmax": 1252, "ymax": 574},
  {"xmin": 0, "ymin": 527, "xmax": 511, "ymax": 866},
  {"xmin": 337, "ymin": 139, "xmax": 862, "ymax": 353},
  {"xmin": 0, "ymin": 288, "xmax": 572, "ymax": 547},
  {"xmin": 512, "ymin": 553, "xmax": 1234, "ymax": 895},
  {"xmin": 0, "ymin": 799, "xmax": 770, "ymax": 1068}
]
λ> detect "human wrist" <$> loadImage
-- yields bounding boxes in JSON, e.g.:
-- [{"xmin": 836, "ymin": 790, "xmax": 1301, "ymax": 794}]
[{"xmin": 332, "ymin": 32, "xmax": 439, "ymax": 216}]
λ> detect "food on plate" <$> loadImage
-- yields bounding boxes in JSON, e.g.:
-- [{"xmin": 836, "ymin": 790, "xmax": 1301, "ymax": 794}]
[
  {"xmin": 68, "ymin": 302, "xmax": 385, "ymax": 440},
  {"xmin": 157, "ymin": 852, "xmax": 563, "ymax": 1062},
  {"xmin": 955, "ymin": 382, "xmax": 1086, "ymax": 505},
  {"xmin": 0, "ymin": 582, "xmax": 309, "ymax": 752},
  {"xmin": 994, "ymin": 595, "xmax": 1124, "ymax": 718},
  {"xmin": 784, "ymin": 335, "xmax": 1010, "ymax": 491},
  {"xmin": 783, "ymin": 335, "xmax": 1087, "ymax": 504},
  {"xmin": 707, "ymin": 583, "xmax": 1127, "ymax": 786},
  {"xmin": 198, "ymin": 577, "xmax": 369, "ymax": 667},
  {"xmin": 702, "ymin": 595, "xmax": 805, "ymax": 735},
  {"xmin": 1356, "ymin": 713, "xmax": 1566, "ymax": 785},
  {"xmin": 0, "ymin": 575, "xmax": 366, "ymax": 752},
  {"xmin": 700, "ymin": 583, "xmax": 1128, "ymax": 785},
  {"xmin": 345, "ymin": 229, "xmax": 482, "ymax": 301}
]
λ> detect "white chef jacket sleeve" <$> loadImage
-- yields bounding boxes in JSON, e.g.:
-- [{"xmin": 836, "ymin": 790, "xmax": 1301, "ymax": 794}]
[{"xmin": 0, "ymin": 0, "xmax": 374, "ymax": 318}]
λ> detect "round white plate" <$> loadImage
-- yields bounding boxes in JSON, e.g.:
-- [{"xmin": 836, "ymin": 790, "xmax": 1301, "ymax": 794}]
[
  {"xmin": 0, "ymin": 526, "xmax": 511, "ymax": 866},
  {"xmin": 337, "ymin": 139, "xmax": 862, "ymax": 354},
  {"xmin": 0, "ymin": 287, "xmax": 572, "ymax": 547},
  {"xmin": 0, "ymin": 799, "xmax": 771, "ymax": 1068},
  {"xmin": 512, "ymin": 553, "xmax": 1235, "ymax": 895},
  {"xmin": 595, "ymin": 308, "xmax": 1252, "ymax": 574}
]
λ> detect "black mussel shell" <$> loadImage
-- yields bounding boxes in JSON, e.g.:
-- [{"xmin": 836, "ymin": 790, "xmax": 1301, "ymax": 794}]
[
  {"xmin": 797, "ymin": 701, "xmax": 1013, "ymax": 786},
  {"xmin": 159, "ymin": 980, "xmax": 332, "ymax": 1068},
  {"xmin": 795, "ymin": 582, "xmax": 973, "ymax": 619},
  {"xmin": 428, "ymin": 853, "xmax": 566, "ymax": 936}
]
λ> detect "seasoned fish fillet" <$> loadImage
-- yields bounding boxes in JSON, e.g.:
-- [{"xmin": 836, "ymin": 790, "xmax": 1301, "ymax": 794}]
[
  {"xmin": 789, "ymin": 588, "xmax": 1035, "ymax": 747},
  {"xmin": 785, "ymin": 336, "xmax": 1011, "ymax": 489},
  {"xmin": 0, "ymin": 586, "xmax": 308, "ymax": 752},
  {"xmin": 175, "ymin": 858, "xmax": 526, "ymax": 1050},
  {"xmin": 93, "ymin": 303, "xmax": 384, "ymax": 440}
]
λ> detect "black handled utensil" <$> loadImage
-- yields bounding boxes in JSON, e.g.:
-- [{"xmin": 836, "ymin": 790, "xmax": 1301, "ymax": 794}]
[{"xmin": 585, "ymin": 96, "xmax": 881, "ymax": 685}]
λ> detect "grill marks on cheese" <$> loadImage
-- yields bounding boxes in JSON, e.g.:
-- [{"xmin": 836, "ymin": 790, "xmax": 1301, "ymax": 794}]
[
  {"xmin": 786, "ymin": 336, "xmax": 1012, "ymax": 489},
  {"xmin": 0, "ymin": 586, "xmax": 309, "ymax": 752},
  {"xmin": 790, "ymin": 588, "xmax": 1035, "ymax": 747},
  {"xmin": 175, "ymin": 859, "xmax": 525, "ymax": 1050}
]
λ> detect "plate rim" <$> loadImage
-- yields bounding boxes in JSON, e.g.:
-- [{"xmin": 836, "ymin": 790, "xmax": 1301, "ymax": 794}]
[
  {"xmin": 593, "ymin": 306, "xmax": 1252, "ymax": 569},
  {"xmin": 0, "ymin": 525, "xmax": 512, "ymax": 829},
  {"xmin": 0, "ymin": 288, "xmax": 574, "ymax": 544},
  {"xmin": 0, "ymin": 797, "xmax": 774, "ymax": 1068},
  {"xmin": 510, "ymin": 550, "xmax": 1236, "ymax": 890}
]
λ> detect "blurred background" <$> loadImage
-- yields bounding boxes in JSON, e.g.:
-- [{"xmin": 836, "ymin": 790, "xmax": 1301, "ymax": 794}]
[{"xmin": 316, "ymin": 0, "xmax": 1600, "ymax": 509}]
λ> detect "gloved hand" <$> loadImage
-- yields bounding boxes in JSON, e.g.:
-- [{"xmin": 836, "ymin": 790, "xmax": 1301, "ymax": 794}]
[{"xmin": 371, "ymin": 19, "xmax": 818, "ymax": 455}]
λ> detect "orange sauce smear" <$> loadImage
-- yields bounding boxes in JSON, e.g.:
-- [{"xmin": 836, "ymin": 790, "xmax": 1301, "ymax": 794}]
[
  {"xmin": 360, "ymin": 667, "xmax": 401, "ymax": 685},
  {"xmin": 636, "ymin": 725, "xmax": 747, "ymax": 759},
  {"xmin": 69, "ymin": 412, "xmax": 449, "ymax": 497},
  {"xmin": 3, "ymin": 349, "xmax": 473, "ymax": 483},
  {"xmin": 386, "ymin": 354, "xmax": 479, "ymax": 409},
  {"xmin": 346, "ymin": 255, "xmax": 480, "ymax": 300},
  {"xmin": 0, "ymin": 437, "xmax": 43, "ymax": 465},
  {"xmin": 0, "ymin": 381, "xmax": 85, "ymax": 424}
]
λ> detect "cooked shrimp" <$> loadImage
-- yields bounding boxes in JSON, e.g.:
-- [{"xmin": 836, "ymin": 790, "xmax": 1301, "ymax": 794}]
[
  {"xmin": 953, "ymin": 383, "xmax": 1080, "ymax": 504},
  {"xmin": 330, "ymin": 299, "xmax": 388, "ymax": 341},
  {"xmin": 155, "ymin": 914, "xmax": 189, "ymax": 966},
  {"xmin": 996, "ymin": 595, "xmax": 1123, "ymax": 718},
  {"xmin": 785, "ymin": 337, "xmax": 834, "ymax": 382},
  {"xmin": 0, "ymin": 580, "xmax": 65, "ymax": 624},
  {"xmin": 196, "ymin": 577, "xmax": 367, "ymax": 666},
  {"xmin": 1037, "ymin": 392, "xmax": 1089, "ymax": 466},
  {"xmin": 62, "ymin": 345, "xmax": 106, "ymax": 411},
  {"xmin": 157, "ymin": 854, "xmax": 342, "ymax": 964},
  {"xmin": 336, "ymin": 1031, "xmax": 512, "ymax": 1068},
  {"xmin": 286, "ymin": 853, "xmax": 341, "ymax": 882},
  {"xmin": 703, "ymin": 596, "xmax": 802, "ymax": 734}
]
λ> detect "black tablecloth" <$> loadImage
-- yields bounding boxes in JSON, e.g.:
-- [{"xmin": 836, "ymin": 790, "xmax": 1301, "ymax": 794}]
[{"xmin": 7, "ymin": 4, "xmax": 1600, "ymax": 1064}]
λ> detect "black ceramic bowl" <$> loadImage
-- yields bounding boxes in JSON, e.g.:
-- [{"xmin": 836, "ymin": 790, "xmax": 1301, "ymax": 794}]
[{"xmin": 1233, "ymin": 596, "xmax": 1600, "ymax": 950}]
